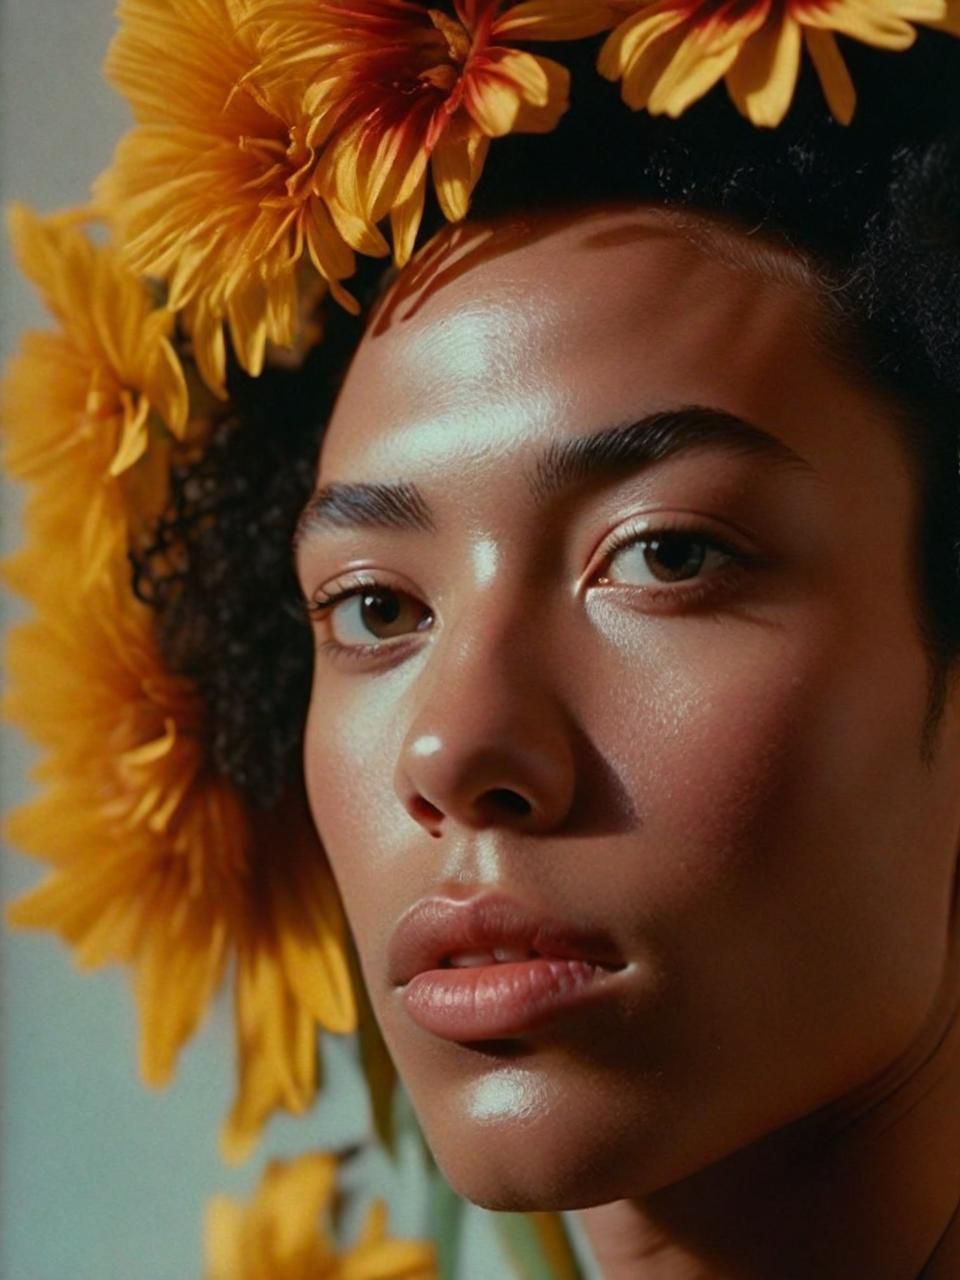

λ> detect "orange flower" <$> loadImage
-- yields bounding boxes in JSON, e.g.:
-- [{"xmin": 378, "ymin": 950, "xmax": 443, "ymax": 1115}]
[
  {"xmin": 204, "ymin": 1153, "xmax": 437, "ymax": 1279},
  {"xmin": 1, "ymin": 205, "xmax": 187, "ymax": 582},
  {"xmin": 96, "ymin": 0, "xmax": 364, "ymax": 394},
  {"xmin": 253, "ymin": 0, "xmax": 620, "ymax": 265},
  {"xmin": 4, "ymin": 562, "xmax": 356, "ymax": 1158},
  {"xmin": 598, "ymin": 0, "xmax": 960, "ymax": 127}
]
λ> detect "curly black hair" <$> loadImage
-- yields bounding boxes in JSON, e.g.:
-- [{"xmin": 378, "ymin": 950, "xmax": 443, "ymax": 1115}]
[{"xmin": 133, "ymin": 26, "xmax": 960, "ymax": 809}]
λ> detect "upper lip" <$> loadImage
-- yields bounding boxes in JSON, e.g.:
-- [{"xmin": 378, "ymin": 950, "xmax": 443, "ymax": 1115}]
[{"xmin": 388, "ymin": 892, "xmax": 626, "ymax": 987}]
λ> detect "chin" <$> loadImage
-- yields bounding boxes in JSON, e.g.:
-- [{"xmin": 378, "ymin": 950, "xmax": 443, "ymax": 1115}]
[{"xmin": 400, "ymin": 1055, "xmax": 680, "ymax": 1212}]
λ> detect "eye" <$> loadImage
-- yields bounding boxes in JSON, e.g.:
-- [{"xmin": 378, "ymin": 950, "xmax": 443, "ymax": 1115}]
[
  {"xmin": 597, "ymin": 524, "xmax": 742, "ymax": 590},
  {"xmin": 306, "ymin": 573, "xmax": 432, "ymax": 658}
]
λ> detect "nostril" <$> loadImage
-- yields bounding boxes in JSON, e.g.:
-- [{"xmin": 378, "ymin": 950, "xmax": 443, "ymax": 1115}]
[
  {"xmin": 410, "ymin": 795, "xmax": 443, "ymax": 831},
  {"xmin": 484, "ymin": 788, "xmax": 532, "ymax": 817}
]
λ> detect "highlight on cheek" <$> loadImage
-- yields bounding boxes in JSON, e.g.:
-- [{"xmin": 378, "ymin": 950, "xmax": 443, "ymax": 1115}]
[{"xmin": 464, "ymin": 1068, "xmax": 556, "ymax": 1126}]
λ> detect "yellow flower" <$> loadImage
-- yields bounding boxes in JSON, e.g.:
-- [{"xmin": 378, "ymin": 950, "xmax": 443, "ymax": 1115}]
[
  {"xmin": 598, "ymin": 0, "xmax": 960, "ymax": 127},
  {"xmin": 253, "ymin": 0, "xmax": 620, "ymax": 266},
  {"xmin": 1, "ymin": 205, "xmax": 188, "ymax": 581},
  {"xmin": 204, "ymin": 1153, "xmax": 437, "ymax": 1280},
  {"xmin": 4, "ymin": 561, "xmax": 356, "ymax": 1157},
  {"xmin": 96, "ymin": 0, "xmax": 362, "ymax": 394},
  {"xmin": 223, "ymin": 792, "xmax": 358, "ymax": 1162}
]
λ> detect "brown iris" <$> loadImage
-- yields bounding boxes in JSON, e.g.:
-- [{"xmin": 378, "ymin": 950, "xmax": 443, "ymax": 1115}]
[
  {"xmin": 352, "ymin": 588, "xmax": 431, "ymax": 641},
  {"xmin": 642, "ymin": 533, "xmax": 708, "ymax": 582}
]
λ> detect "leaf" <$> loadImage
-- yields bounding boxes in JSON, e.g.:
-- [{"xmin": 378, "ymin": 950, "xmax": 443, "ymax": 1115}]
[
  {"xmin": 495, "ymin": 1212, "xmax": 584, "ymax": 1280},
  {"xmin": 426, "ymin": 1159, "xmax": 466, "ymax": 1280},
  {"xmin": 350, "ymin": 940, "xmax": 398, "ymax": 1153}
]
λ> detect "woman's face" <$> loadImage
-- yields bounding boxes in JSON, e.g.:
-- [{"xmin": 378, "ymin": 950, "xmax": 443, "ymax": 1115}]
[{"xmin": 296, "ymin": 205, "xmax": 960, "ymax": 1210}]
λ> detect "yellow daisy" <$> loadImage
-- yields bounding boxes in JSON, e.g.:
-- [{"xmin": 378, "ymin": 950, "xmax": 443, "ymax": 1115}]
[
  {"xmin": 252, "ymin": 0, "xmax": 621, "ymax": 266},
  {"xmin": 1, "ymin": 205, "xmax": 187, "ymax": 581},
  {"xmin": 96, "ymin": 0, "xmax": 363, "ymax": 395},
  {"xmin": 203, "ymin": 1153, "xmax": 437, "ymax": 1280},
  {"xmin": 4, "ymin": 562, "xmax": 356, "ymax": 1156},
  {"xmin": 597, "ymin": 0, "xmax": 960, "ymax": 127}
]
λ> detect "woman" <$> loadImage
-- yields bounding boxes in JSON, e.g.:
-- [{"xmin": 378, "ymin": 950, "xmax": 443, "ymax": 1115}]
[
  {"xmin": 5, "ymin": 2, "xmax": 960, "ymax": 1275},
  {"xmin": 293, "ymin": 203, "xmax": 960, "ymax": 1276}
]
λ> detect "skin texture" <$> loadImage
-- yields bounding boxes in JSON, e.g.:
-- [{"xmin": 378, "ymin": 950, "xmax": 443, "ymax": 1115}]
[{"xmin": 296, "ymin": 205, "xmax": 960, "ymax": 1278}]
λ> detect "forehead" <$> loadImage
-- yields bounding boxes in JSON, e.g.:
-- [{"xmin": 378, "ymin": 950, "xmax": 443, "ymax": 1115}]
[{"xmin": 320, "ymin": 205, "xmax": 906, "ymax": 511}]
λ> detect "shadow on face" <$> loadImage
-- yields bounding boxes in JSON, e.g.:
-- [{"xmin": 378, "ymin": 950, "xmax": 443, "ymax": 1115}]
[{"xmin": 296, "ymin": 203, "xmax": 960, "ymax": 1211}]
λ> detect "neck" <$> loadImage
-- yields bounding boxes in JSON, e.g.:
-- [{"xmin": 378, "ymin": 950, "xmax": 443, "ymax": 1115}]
[{"xmin": 578, "ymin": 967, "xmax": 960, "ymax": 1280}]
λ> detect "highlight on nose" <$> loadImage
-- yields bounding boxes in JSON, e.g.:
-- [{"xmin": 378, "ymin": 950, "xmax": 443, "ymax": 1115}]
[{"xmin": 393, "ymin": 642, "xmax": 578, "ymax": 839}]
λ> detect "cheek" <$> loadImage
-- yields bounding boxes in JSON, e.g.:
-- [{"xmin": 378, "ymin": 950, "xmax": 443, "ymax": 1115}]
[
  {"xmin": 590, "ymin": 603, "xmax": 944, "ymax": 1073},
  {"xmin": 303, "ymin": 680, "xmax": 412, "ymax": 967},
  {"xmin": 300, "ymin": 603, "xmax": 953, "ymax": 1205},
  {"xmin": 583, "ymin": 605, "xmax": 818, "ymax": 881},
  {"xmin": 587, "ymin": 597, "xmax": 934, "ymax": 896}
]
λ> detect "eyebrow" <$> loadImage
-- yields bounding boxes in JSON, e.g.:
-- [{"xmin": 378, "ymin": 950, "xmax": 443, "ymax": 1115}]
[{"xmin": 292, "ymin": 405, "xmax": 812, "ymax": 551}]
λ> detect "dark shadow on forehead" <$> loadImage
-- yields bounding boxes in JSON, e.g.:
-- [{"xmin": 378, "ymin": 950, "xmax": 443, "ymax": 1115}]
[
  {"xmin": 293, "ymin": 405, "xmax": 814, "ymax": 552},
  {"xmin": 367, "ymin": 204, "xmax": 696, "ymax": 339},
  {"xmin": 367, "ymin": 201, "xmax": 826, "ymax": 345}
]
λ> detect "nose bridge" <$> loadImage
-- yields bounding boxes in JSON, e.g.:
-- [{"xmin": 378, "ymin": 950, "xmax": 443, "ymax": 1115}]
[{"xmin": 393, "ymin": 583, "xmax": 577, "ymax": 835}]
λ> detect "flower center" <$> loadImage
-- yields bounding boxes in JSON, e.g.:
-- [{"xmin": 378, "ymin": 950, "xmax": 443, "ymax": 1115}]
[
  {"xmin": 237, "ymin": 118, "xmax": 319, "ymax": 206},
  {"xmin": 420, "ymin": 63, "xmax": 460, "ymax": 91}
]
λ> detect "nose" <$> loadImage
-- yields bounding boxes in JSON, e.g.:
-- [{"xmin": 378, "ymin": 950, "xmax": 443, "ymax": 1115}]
[{"xmin": 394, "ymin": 618, "xmax": 577, "ymax": 839}]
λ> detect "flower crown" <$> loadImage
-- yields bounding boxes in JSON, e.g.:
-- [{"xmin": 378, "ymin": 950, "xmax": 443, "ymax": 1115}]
[{"xmin": 4, "ymin": 0, "xmax": 960, "ymax": 1266}]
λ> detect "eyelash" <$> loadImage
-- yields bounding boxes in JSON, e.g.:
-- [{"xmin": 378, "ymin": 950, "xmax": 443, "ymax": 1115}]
[
  {"xmin": 304, "ymin": 521, "xmax": 752, "ymax": 666},
  {"xmin": 306, "ymin": 570, "xmax": 414, "ymax": 665},
  {"xmin": 597, "ymin": 519, "xmax": 750, "ymax": 610}
]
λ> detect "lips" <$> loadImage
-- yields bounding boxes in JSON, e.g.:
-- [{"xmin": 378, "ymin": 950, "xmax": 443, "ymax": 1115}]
[{"xmin": 388, "ymin": 893, "xmax": 627, "ymax": 1041}]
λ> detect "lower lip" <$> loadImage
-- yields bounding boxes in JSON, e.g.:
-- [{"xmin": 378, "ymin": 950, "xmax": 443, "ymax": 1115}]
[{"xmin": 401, "ymin": 957, "xmax": 619, "ymax": 1041}]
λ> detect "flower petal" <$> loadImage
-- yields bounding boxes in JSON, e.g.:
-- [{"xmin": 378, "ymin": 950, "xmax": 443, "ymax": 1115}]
[
  {"xmin": 725, "ymin": 14, "xmax": 803, "ymax": 127},
  {"xmin": 484, "ymin": 46, "xmax": 552, "ymax": 105},
  {"xmin": 647, "ymin": 28, "xmax": 747, "ymax": 116},
  {"xmin": 511, "ymin": 55, "xmax": 571, "ymax": 131},
  {"xmin": 431, "ymin": 125, "xmax": 490, "ymax": 222},
  {"xmin": 108, "ymin": 393, "xmax": 151, "ymax": 476},
  {"xmin": 797, "ymin": 0, "xmax": 917, "ymax": 49},
  {"xmin": 803, "ymin": 27, "xmax": 856, "ymax": 123},
  {"xmin": 390, "ymin": 169, "xmax": 428, "ymax": 267},
  {"xmin": 464, "ymin": 68, "xmax": 524, "ymax": 135},
  {"xmin": 598, "ymin": 3, "xmax": 687, "ymax": 81},
  {"xmin": 324, "ymin": 194, "xmax": 391, "ymax": 257},
  {"xmin": 493, "ymin": 0, "xmax": 622, "ymax": 39},
  {"xmin": 918, "ymin": 0, "xmax": 960, "ymax": 31},
  {"xmin": 184, "ymin": 295, "xmax": 229, "ymax": 400},
  {"xmin": 226, "ymin": 279, "xmax": 270, "ymax": 377}
]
